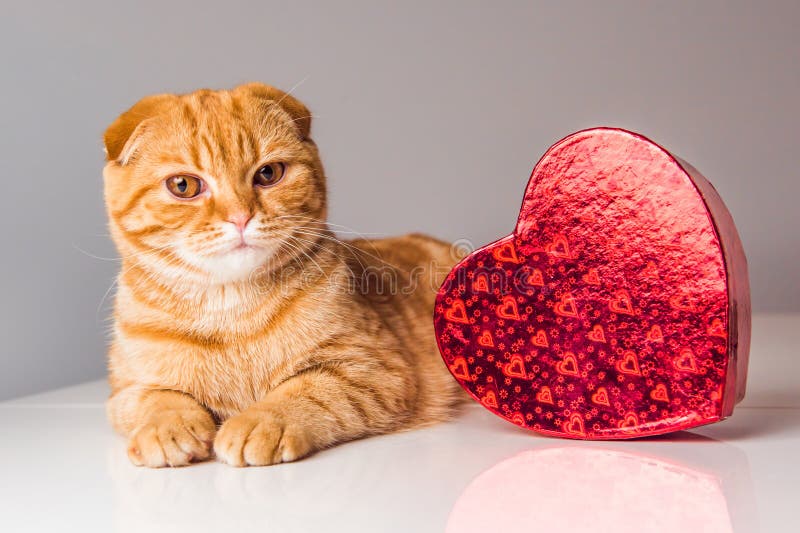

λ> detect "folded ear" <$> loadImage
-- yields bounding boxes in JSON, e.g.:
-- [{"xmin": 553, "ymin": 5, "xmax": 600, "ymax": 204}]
[
  {"xmin": 103, "ymin": 94, "xmax": 176, "ymax": 163},
  {"xmin": 233, "ymin": 82, "xmax": 312, "ymax": 139}
]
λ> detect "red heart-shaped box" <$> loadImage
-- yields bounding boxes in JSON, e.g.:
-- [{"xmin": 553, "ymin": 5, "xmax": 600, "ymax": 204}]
[{"xmin": 434, "ymin": 128, "xmax": 750, "ymax": 439}]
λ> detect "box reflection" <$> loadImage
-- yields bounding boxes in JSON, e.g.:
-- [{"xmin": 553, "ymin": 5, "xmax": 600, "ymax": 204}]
[{"xmin": 447, "ymin": 447, "xmax": 735, "ymax": 533}]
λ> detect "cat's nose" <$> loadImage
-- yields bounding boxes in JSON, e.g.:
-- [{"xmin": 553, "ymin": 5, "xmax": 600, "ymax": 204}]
[{"xmin": 227, "ymin": 213, "xmax": 253, "ymax": 233}]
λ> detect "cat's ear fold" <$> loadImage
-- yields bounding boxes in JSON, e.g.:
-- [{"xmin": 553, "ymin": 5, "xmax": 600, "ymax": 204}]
[
  {"xmin": 103, "ymin": 94, "xmax": 176, "ymax": 164},
  {"xmin": 234, "ymin": 82, "xmax": 312, "ymax": 139}
]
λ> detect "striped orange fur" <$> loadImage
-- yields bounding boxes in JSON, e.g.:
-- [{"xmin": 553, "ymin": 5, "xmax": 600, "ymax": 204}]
[{"xmin": 103, "ymin": 83, "xmax": 464, "ymax": 467}]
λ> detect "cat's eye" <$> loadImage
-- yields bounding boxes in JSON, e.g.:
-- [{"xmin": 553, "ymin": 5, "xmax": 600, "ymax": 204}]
[
  {"xmin": 254, "ymin": 163, "xmax": 285, "ymax": 188},
  {"xmin": 166, "ymin": 175, "xmax": 204, "ymax": 199}
]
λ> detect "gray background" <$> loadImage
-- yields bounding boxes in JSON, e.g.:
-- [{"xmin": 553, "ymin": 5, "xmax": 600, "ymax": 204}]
[{"xmin": 1, "ymin": 1, "xmax": 797, "ymax": 400}]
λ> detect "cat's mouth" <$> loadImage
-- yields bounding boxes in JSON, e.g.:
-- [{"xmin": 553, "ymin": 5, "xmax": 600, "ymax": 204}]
[
  {"xmin": 219, "ymin": 241, "xmax": 262, "ymax": 258},
  {"xmin": 185, "ymin": 239, "xmax": 277, "ymax": 283}
]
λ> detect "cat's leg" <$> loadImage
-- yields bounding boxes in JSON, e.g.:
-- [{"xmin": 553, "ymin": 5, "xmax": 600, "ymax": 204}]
[
  {"xmin": 214, "ymin": 357, "xmax": 413, "ymax": 467},
  {"xmin": 107, "ymin": 387, "xmax": 217, "ymax": 467}
]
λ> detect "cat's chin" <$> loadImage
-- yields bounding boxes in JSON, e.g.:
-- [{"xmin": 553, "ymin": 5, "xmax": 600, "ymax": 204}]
[{"xmin": 192, "ymin": 245, "xmax": 276, "ymax": 284}]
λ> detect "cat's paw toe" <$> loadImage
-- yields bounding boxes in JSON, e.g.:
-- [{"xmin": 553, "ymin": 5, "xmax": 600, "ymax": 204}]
[
  {"xmin": 214, "ymin": 409, "xmax": 312, "ymax": 467},
  {"xmin": 127, "ymin": 409, "xmax": 215, "ymax": 468}
]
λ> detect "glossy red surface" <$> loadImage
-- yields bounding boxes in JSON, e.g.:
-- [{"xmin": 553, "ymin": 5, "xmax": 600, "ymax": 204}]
[
  {"xmin": 434, "ymin": 128, "xmax": 750, "ymax": 439},
  {"xmin": 447, "ymin": 447, "xmax": 738, "ymax": 532}
]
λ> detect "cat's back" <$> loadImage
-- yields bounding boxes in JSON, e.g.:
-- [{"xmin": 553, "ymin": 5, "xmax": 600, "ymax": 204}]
[{"xmin": 347, "ymin": 233, "xmax": 457, "ymax": 300}]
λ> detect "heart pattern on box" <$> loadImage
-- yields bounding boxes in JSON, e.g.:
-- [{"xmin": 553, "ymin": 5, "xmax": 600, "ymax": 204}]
[{"xmin": 434, "ymin": 128, "xmax": 750, "ymax": 439}]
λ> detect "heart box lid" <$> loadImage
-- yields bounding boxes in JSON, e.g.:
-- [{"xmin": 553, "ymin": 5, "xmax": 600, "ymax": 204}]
[{"xmin": 434, "ymin": 128, "xmax": 750, "ymax": 439}]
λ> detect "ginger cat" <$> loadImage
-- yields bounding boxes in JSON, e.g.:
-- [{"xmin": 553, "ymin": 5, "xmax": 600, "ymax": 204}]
[{"xmin": 102, "ymin": 83, "xmax": 464, "ymax": 467}]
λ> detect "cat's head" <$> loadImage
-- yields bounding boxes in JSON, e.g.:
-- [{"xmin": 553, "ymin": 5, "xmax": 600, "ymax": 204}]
[{"xmin": 102, "ymin": 83, "xmax": 325, "ymax": 284}]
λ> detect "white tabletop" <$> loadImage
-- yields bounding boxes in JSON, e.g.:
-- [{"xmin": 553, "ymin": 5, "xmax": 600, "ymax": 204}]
[{"xmin": 1, "ymin": 314, "xmax": 798, "ymax": 533}]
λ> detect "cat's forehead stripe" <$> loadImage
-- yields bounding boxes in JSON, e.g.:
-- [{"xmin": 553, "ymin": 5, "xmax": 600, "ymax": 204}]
[{"xmin": 171, "ymin": 93, "xmax": 268, "ymax": 176}]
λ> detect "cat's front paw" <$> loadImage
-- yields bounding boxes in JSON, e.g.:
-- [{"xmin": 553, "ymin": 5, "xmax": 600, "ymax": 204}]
[
  {"xmin": 127, "ymin": 409, "xmax": 216, "ymax": 468},
  {"xmin": 214, "ymin": 408, "xmax": 313, "ymax": 467}
]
